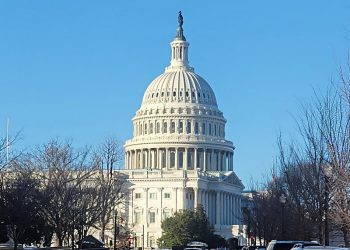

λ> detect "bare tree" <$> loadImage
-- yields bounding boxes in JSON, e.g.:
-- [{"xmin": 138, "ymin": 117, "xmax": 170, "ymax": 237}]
[
  {"xmin": 33, "ymin": 139, "xmax": 94, "ymax": 246},
  {"xmin": 91, "ymin": 138, "xmax": 126, "ymax": 244},
  {"xmin": 0, "ymin": 158, "xmax": 48, "ymax": 249}
]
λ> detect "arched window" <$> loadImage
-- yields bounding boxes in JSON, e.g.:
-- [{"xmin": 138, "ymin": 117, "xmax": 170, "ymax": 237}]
[
  {"xmin": 163, "ymin": 122, "xmax": 168, "ymax": 133},
  {"xmin": 156, "ymin": 122, "xmax": 160, "ymax": 133},
  {"xmin": 150, "ymin": 123, "xmax": 153, "ymax": 134},
  {"xmin": 170, "ymin": 150, "xmax": 175, "ymax": 168},
  {"xmin": 170, "ymin": 121, "xmax": 176, "ymax": 133},
  {"xmin": 202, "ymin": 122, "xmax": 206, "ymax": 135},
  {"xmin": 194, "ymin": 122, "xmax": 199, "ymax": 134}
]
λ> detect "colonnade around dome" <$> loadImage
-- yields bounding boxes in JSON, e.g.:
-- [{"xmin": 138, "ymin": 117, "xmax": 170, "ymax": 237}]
[{"xmin": 125, "ymin": 147, "xmax": 234, "ymax": 171}]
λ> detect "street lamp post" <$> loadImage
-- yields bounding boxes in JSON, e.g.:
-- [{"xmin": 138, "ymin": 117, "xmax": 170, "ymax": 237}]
[
  {"xmin": 142, "ymin": 225, "xmax": 145, "ymax": 250},
  {"xmin": 72, "ymin": 209, "xmax": 76, "ymax": 250},
  {"xmin": 114, "ymin": 210, "xmax": 118, "ymax": 250},
  {"xmin": 279, "ymin": 194, "xmax": 286, "ymax": 240},
  {"xmin": 324, "ymin": 165, "xmax": 332, "ymax": 246}
]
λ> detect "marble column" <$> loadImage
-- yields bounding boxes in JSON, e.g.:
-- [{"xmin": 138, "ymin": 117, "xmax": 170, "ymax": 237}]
[
  {"xmin": 235, "ymin": 195, "xmax": 239, "ymax": 224},
  {"xmin": 184, "ymin": 148, "xmax": 188, "ymax": 170},
  {"xmin": 175, "ymin": 148, "xmax": 178, "ymax": 169},
  {"xmin": 194, "ymin": 148, "xmax": 198, "ymax": 169},
  {"xmin": 124, "ymin": 152, "xmax": 127, "ymax": 169},
  {"xmin": 143, "ymin": 188, "xmax": 149, "ymax": 224},
  {"xmin": 238, "ymin": 195, "xmax": 242, "ymax": 224},
  {"xmin": 136, "ymin": 150, "xmax": 139, "ymax": 169},
  {"xmin": 194, "ymin": 188, "xmax": 198, "ymax": 208},
  {"xmin": 148, "ymin": 149, "xmax": 151, "ymax": 168},
  {"xmin": 205, "ymin": 191, "xmax": 209, "ymax": 216},
  {"xmin": 222, "ymin": 192, "xmax": 226, "ymax": 225},
  {"xmin": 173, "ymin": 187, "xmax": 178, "ymax": 212},
  {"xmin": 165, "ymin": 148, "xmax": 169, "ymax": 170},
  {"xmin": 158, "ymin": 188, "xmax": 163, "ymax": 223},
  {"xmin": 216, "ymin": 191, "xmax": 221, "ymax": 225},
  {"xmin": 229, "ymin": 194, "xmax": 232, "ymax": 224},
  {"xmin": 203, "ymin": 149, "xmax": 207, "ymax": 171},
  {"xmin": 141, "ymin": 149, "xmax": 144, "ymax": 168}
]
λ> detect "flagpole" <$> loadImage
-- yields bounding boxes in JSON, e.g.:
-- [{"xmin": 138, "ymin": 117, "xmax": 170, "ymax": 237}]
[{"xmin": 6, "ymin": 118, "xmax": 9, "ymax": 169}]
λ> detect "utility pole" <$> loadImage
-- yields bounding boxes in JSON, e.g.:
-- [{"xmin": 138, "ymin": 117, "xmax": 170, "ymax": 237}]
[{"xmin": 6, "ymin": 118, "xmax": 9, "ymax": 169}]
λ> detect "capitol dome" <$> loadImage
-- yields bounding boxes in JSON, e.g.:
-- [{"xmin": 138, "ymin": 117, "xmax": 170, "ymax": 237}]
[{"xmin": 124, "ymin": 12, "xmax": 234, "ymax": 172}]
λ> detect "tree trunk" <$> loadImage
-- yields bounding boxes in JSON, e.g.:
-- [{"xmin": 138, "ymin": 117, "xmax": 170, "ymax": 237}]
[
  {"xmin": 343, "ymin": 227, "xmax": 348, "ymax": 247},
  {"xmin": 101, "ymin": 221, "xmax": 106, "ymax": 244},
  {"xmin": 57, "ymin": 233, "xmax": 64, "ymax": 247}
]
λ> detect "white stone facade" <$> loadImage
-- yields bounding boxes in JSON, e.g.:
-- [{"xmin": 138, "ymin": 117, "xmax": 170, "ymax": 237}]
[{"xmin": 118, "ymin": 14, "xmax": 244, "ymax": 248}]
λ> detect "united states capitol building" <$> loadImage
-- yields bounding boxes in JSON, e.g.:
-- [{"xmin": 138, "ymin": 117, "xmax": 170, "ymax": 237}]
[{"xmin": 118, "ymin": 13, "xmax": 244, "ymax": 248}]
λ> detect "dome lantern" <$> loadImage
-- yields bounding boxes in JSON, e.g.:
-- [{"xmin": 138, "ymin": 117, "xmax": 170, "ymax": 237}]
[{"xmin": 166, "ymin": 11, "xmax": 193, "ymax": 72}]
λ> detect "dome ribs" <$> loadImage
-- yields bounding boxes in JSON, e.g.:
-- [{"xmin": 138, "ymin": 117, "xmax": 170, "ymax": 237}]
[{"xmin": 169, "ymin": 73, "xmax": 176, "ymax": 101}]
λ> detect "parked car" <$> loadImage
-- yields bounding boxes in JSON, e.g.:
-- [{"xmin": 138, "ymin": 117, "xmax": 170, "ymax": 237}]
[
  {"xmin": 184, "ymin": 241, "xmax": 208, "ymax": 250},
  {"xmin": 291, "ymin": 246, "xmax": 350, "ymax": 250},
  {"xmin": 267, "ymin": 241, "xmax": 320, "ymax": 250}
]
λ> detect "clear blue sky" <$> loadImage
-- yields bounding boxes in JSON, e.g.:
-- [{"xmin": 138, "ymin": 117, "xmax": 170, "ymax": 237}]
[{"xmin": 0, "ymin": 1, "xmax": 349, "ymax": 187}]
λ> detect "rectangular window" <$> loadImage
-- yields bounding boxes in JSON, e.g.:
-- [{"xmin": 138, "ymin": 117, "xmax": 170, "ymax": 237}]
[
  {"xmin": 164, "ymin": 193, "xmax": 171, "ymax": 199},
  {"xmin": 163, "ymin": 211, "xmax": 171, "ymax": 219},
  {"xmin": 214, "ymin": 124, "xmax": 217, "ymax": 135},
  {"xmin": 195, "ymin": 122, "xmax": 199, "ymax": 134},
  {"xmin": 135, "ymin": 193, "xmax": 141, "ymax": 199},
  {"xmin": 179, "ymin": 121, "xmax": 183, "ymax": 133},
  {"xmin": 150, "ymin": 193, "xmax": 157, "ymax": 199},
  {"xmin": 209, "ymin": 123, "xmax": 212, "ymax": 135},
  {"xmin": 149, "ymin": 212, "xmax": 156, "ymax": 223},
  {"xmin": 179, "ymin": 151, "xmax": 183, "ymax": 168},
  {"xmin": 186, "ymin": 121, "xmax": 191, "ymax": 134},
  {"xmin": 135, "ymin": 212, "xmax": 141, "ymax": 224},
  {"xmin": 202, "ymin": 122, "xmax": 206, "ymax": 135}
]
